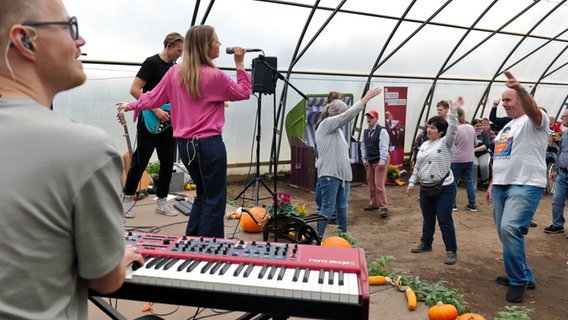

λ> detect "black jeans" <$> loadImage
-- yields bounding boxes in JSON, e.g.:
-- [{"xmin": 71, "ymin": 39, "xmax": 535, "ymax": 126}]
[{"xmin": 123, "ymin": 119, "xmax": 176, "ymax": 198}]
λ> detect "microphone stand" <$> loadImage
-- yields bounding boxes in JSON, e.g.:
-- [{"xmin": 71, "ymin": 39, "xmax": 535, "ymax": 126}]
[{"xmin": 256, "ymin": 55, "xmax": 308, "ymax": 242}]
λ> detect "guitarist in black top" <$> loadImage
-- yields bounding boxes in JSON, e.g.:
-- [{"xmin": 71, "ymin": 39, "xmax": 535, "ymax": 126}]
[{"xmin": 122, "ymin": 32, "xmax": 184, "ymax": 218}]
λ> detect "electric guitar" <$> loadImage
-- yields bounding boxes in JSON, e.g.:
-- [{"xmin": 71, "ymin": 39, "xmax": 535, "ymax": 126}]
[
  {"xmin": 142, "ymin": 103, "xmax": 171, "ymax": 134},
  {"xmin": 117, "ymin": 112, "xmax": 151, "ymax": 198}
]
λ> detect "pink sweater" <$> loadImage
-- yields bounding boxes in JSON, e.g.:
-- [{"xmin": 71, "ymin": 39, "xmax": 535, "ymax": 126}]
[{"xmin": 128, "ymin": 64, "xmax": 252, "ymax": 139}]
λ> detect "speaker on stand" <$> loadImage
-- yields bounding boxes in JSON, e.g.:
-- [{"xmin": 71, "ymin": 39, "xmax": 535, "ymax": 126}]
[{"xmin": 233, "ymin": 56, "xmax": 278, "ymax": 206}]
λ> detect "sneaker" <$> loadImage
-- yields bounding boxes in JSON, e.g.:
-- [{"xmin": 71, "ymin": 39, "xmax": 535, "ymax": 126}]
[
  {"xmin": 122, "ymin": 195, "xmax": 135, "ymax": 219},
  {"xmin": 411, "ymin": 242, "xmax": 432, "ymax": 253},
  {"xmin": 530, "ymin": 221, "xmax": 538, "ymax": 228},
  {"xmin": 496, "ymin": 276, "xmax": 536, "ymax": 289},
  {"xmin": 363, "ymin": 205, "xmax": 379, "ymax": 211},
  {"xmin": 452, "ymin": 205, "xmax": 458, "ymax": 212},
  {"xmin": 544, "ymin": 225, "xmax": 564, "ymax": 234},
  {"xmin": 156, "ymin": 198, "xmax": 177, "ymax": 216},
  {"xmin": 465, "ymin": 204, "xmax": 477, "ymax": 212},
  {"xmin": 506, "ymin": 285, "xmax": 526, "ymax": 303},
  {"xmin": 444, "ymin": 251, "xmax": 457, "ymax": 265},
  {"xmin": 380, "ymin": 208, "xmax": 389, "ymax": 218}
]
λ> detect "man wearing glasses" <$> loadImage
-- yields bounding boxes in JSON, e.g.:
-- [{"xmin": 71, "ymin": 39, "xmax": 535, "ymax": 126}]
[{"xmin": 0, "ymin": 1, "xmax": 144, "ymax": 319}]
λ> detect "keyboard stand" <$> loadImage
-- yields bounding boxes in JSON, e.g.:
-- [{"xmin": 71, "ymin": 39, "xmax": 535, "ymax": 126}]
[{"xmin": 89, "ymin": 296, "xmax": 128, "ymax": 320}]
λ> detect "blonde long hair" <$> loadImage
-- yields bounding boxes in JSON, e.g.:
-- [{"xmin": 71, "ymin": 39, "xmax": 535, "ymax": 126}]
[{"xmin": 178, "ymin": 25, "xmax": 216, "ymax": 98}]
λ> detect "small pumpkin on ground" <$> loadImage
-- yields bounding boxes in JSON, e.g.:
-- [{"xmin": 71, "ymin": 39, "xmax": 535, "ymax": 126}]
[
  {"xmin": 457, "ymin": 313, "xmax": 486, "ymax": 320},
  {"xmin": 427, "ymin": 301, "xmax": 458, "ymax": 320},
  {"xmin": 321, "ymin": 236, "xmax": 352, "ymax": 248},
  {"xmin": 239, "ymin": 207, "xmax": 267, "ymax": 233}
]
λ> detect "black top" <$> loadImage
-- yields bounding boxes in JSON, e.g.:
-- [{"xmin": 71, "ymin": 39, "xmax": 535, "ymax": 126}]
[{"xmin": 136, "ymin": 54, "xmax": 174, "ymax": 93}]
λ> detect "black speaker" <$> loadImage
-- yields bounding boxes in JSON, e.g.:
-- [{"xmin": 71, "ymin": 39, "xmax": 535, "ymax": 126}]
[{"xmin": 251, "ymin": 56, "xmax": 277, "ymax": 94}]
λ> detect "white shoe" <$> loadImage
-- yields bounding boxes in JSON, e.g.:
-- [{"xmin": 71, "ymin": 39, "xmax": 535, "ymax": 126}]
[
  {"xmin": 122, "ymin": 195, "xmax": 135, "ymax": 218},
  {"xmin": 156, "ymin": 198, "xmax": 177, "ymax": 216}
]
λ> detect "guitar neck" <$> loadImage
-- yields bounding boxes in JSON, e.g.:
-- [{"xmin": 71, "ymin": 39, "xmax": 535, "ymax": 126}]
[
  {"xmin": 123, "ymin": 125, "xmax": 133, "ymax": 156},
  {"xmin": 118, "ymin": 112, "xmax": 134, "ymax": 156}
]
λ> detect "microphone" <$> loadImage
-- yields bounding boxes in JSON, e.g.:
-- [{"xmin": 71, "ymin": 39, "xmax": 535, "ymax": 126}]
[{"xmin": 225, "ymin": 47, "xmax": 262, "ymax": 54}]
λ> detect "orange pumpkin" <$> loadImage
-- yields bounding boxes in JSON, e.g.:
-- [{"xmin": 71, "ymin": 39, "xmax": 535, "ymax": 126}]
[
  {"xmin": 457, "ymin": 314, "xmax": 486, "ymax": 320},
  {"xmin": 239, "ymin": 207, "xmax": 267, "ymax": 233},
  {"xmin": 321, "ymin": 236, "xmax": 352, "ymax": 248},
  {"xmin": 428, "ymin": 301, "xmax": 458, "ymax": 320}
]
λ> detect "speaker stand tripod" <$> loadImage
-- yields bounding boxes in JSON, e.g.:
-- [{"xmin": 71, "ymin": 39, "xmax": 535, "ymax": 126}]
[{"xmin": 234, "ymin": 94, "xmax": 274, "ymax": 206}]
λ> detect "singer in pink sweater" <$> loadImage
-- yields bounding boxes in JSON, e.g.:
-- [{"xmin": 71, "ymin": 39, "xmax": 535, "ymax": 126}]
[{"xmin": 120, "ymin": 25, "xmax": 252, "ymax": 238}]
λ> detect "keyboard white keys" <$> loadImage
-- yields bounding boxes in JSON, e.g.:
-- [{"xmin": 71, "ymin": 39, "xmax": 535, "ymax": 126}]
[
  {"xmin": 330, "ymin": 270, "xmax": 342, "ymax": 302},
  {"xmin": 346, "ymin": 273, "xmax": 360, "ymax": 304},
  {"xmin": 274, "ymin": 267, "xmax": 296, "ymax": 298},
  {"xmin": 320, "ymin": 269, "xmax": 334, "ymax": 301}
]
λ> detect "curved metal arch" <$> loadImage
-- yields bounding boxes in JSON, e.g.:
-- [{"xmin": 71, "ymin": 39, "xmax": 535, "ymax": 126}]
[
  {"xmin": 353, "ymin": 0, "xmax": 452, "ymax": 144},
  {"xmin": 350, "ymin": 0, "xmax": 418, "ymax": 143},
  {"xmin": 474, "ymin": 0, "xmax": 565, "ymax": 122},
  {"xmin": 271, "ymin": 0, "xmax": 347, "ymax": 172},
  {"xmin": 412, "ymin": 0, "xmax": 499, "ymax": 155},
  {"xmin": 190, "ymin": 0, "xmax": 216, "ymax": 26},
  {"xmin": 531, "ymin": 41, "xmax": 568, "ymax": 118}
]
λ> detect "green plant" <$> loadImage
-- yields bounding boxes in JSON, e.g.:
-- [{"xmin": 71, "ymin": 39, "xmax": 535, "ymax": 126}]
[
  {"xmin": 146, "ymin": 161, "xmax": 160, "ymax": 178},
  {"xmin": 265, "ymin": 192, "xmax": 301, "ymax": 218},
  {"xmin": 494, "ymin": 306, "xmax": 533, "ymax": 320}
]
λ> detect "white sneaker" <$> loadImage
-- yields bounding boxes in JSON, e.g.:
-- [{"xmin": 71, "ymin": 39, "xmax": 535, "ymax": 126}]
[
  {"xmin": 122, "ymin": 195, "xmax": 135, "ymax": 218},
  {"xmin": 156, "ymin": 198, "xmax": 177, "ymax": 216}
]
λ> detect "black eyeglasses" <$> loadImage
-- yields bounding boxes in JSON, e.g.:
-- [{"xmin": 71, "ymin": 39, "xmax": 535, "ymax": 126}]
[{"xmin": 23, "ymin": 16, "xmax": 78, "ymax": 40}]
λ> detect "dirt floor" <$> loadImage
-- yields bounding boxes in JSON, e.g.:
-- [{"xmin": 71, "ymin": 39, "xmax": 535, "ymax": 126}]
[{"xmin": 228, "ymin": 174, "xmax": 568, "ymax": 320}]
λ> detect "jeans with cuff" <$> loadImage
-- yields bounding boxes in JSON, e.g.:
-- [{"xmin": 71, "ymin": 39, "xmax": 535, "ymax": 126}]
[
  {"xmin": 491, "ymin": 184, "xmax": 544, "ymax": 286},
  {"xmin": 316, "ymin": 176, "xmax": 350, "ymax": 237}
]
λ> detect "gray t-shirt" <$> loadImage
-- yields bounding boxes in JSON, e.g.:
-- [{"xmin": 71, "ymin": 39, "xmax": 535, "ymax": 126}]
[{"xmin": 0, "ymin": 99, "xmax": 125, "ymax": 319}]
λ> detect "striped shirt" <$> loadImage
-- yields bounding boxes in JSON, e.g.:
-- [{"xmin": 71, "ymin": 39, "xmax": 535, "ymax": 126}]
[{"xmin": 409, "ymin": 109, "xmax": 458, "ymax": 186}]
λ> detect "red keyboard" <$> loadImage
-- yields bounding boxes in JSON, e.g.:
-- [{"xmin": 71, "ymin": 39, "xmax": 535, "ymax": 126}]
[{"xmin": 92, "ymin": 232, "xmax": 369, "ymax": 320}]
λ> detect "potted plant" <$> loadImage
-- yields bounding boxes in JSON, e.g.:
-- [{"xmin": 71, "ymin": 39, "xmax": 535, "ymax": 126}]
[{"xmin": 146, "ymin": 161, "xmax": 160, "ymax": 185}]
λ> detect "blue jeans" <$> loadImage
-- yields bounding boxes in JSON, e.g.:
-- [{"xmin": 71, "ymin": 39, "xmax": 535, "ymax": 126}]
[
  {"xmin": 492, "ymin": 184, "xmax": 544, "ymax": 286},
  {"xmin": 419, "ymin": 183, "xmax": 457, "ymax": 252},
  {"xmin": 315, "ymin": 179, "xmax": 336, "ymax": 220},
  {"xmin": 316, "ymin": 176, "xmax": 350, "ymax": 237},
  {"xmin": 178, "ymin": 136, "xmax": 227, "ymax": 238},
  {"xmin": 551, "ymin": 169, "xmax": 568, "ymax": 227},
  {"xmin": 451, "ymin": 162, "xmax": 476, "ymax": 207}
]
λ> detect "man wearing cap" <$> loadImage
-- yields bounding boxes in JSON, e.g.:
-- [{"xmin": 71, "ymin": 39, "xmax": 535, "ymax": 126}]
[{"xmin": 361, "ymin": 110, "xmax": 391, "ymax": 217}]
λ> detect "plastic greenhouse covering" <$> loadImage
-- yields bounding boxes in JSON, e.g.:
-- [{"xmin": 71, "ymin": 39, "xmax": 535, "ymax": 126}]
[{"xmin": 57, "ymin": 0, "xmax": 568, "ymax": 174}]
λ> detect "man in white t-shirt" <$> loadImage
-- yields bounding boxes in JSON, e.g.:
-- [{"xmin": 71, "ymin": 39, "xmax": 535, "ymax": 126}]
[{"xmin": 487, "ymin": 71, "xmax": 549, "ymax": 303}]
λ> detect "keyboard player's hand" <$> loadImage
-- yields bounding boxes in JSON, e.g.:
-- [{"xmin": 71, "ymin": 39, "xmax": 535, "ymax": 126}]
[{"xmin": 125, "ymin": 245, "xmax": 145, "ymax": 270}]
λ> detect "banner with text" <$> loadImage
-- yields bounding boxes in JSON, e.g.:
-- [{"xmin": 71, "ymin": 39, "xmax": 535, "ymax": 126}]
[{"xmin": 383, "ymin": 87, "xmax": 408, "ymax": 169}]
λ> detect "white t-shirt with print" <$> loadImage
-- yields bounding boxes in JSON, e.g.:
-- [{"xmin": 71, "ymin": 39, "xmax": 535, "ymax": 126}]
[{"xmin": 492, "ymin": 111, "xmax": 549, "ymax": 187}]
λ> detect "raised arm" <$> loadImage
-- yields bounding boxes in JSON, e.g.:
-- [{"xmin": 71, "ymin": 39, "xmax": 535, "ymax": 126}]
[{"xmin": 504, "ymin": 71, "xmax": 541, "ymax": 126}]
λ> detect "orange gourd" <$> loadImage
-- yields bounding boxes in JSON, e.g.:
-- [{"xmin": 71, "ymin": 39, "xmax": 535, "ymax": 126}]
[
  {"xmin": 321, "ymin": 236, "xmax": 352, "ymax": 248},
  {"xmin": 427, "ymin": 301, "xmax": 458, "ymax": 320},
  {"xmin": 239, "ymin": 207, "xmax": 267, "ymax": 233},
  {"xmin": 457, "ymin": 314, "xmax": 486, "ymax": 320}
]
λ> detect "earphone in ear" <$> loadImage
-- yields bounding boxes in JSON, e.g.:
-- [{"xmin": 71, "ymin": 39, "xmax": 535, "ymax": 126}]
[{"xmin": 21, "ymin": 35, "xmax": 35, "ymax": 52}]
